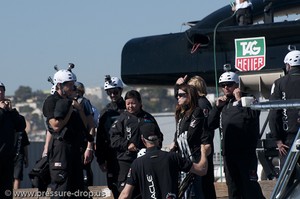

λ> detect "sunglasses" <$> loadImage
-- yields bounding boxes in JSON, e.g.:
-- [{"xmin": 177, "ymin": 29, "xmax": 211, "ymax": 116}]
[
  {"xmin": 220, "ymin": 82, "xmax": 235, "ymax": 88},
  {"xmin": 107, "ymin": 89, "xmax": 120, "ymax": 95},
  {"xmin": 177, "ymin": 93, "xmax": 187, "ymax": 98}
]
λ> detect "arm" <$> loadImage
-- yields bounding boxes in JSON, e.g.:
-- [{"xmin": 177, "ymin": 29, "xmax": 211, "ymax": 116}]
[
  {"xmin": 77, "ymin": 99, "xmax": 96, "ymax": 164},
  {"xmin": 42, "ymin": 131, "xmax": 52, "ymax": 157},
  {"xmin": 84, "ymin": 114, "xmax": 96, "ymax": 164},
  {"xmin": 207, "ymin": 105, "xmax": 222, "ymax": 131},
  {"xmin": 118, "ymin": 184, "xmax": 134, "ymax": 199},
  {"xmin": 174, "ymin": 75, "xmax": 188, "ymax": 98},
  {"xmin": 190, "ymin": 144, "xmax": 210, "ymax": 176},
  {"xmin": 49, "ymin": 105, "xmax": 73, "ymax": 133},
  {"xmin": 269, "ymin": 80, "xmax": 288, "ymax": 156}
]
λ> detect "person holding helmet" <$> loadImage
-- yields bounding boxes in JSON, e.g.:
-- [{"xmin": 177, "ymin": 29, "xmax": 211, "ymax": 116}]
[
  {"xmin": 95, "ymin": 75, "xmax": 126, "ymax": 199},
  {"xmin": 0, "ymin": 82, "xmax": 26, "ymax": 199},
  {"xmin": 43, "ymin": 67, "xmax": 90, "ymax": 198},
  {"xmin": 269, "ymin": 50, "xmax": 300, "ymax": 190},
  {"xmin": 208, "ymin": 70, "xmax": 265, "ymax": 199}
]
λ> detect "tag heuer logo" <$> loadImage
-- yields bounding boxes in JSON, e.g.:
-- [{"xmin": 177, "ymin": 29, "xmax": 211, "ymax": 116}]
[{"xmin": 235, "ymin": 37, "xmax": 266, "ymax": 71}]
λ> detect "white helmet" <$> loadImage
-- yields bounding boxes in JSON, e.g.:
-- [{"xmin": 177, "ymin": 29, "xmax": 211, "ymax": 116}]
[
  {"xmin": 284, "ymin": 50, "xmax": 300, "ymax": 66},
  {"xmin": 53, "ymin": 70, "xmax": 77, "ymax": 85},
  {"xmin": 50, "ymin": 85, "xmax": 56, "ymax": 95},
  {"xmin": 104, "ymin": 76, "xmax": 123, "ymax": 90},
  {"xmin": 219, "ymin": 71, "xmax": 239, "ymax": 84}
]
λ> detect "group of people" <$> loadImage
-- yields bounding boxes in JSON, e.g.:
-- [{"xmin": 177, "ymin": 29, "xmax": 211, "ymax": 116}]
[
  {"xmin": 38, "ymin": 66, "xmax": 212, "ymax": 199},
  {"xmin": 1, "ymin": 49, "xmax": 300, "ymax": 199},
  {"xmin": 99, "ymin": 68, "xmax": 266, "ymax": 198}
]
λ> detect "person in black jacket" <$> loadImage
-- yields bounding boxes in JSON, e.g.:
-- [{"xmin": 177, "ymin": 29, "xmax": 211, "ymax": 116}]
[
  {"xmin": 110, "ymin": 90, "xmax": 163, "ymax": 196},
  {"xmin": 74, "ymin": 81, "xmax": 96, "ymax": 188},
  {"xmin": 208, "ymin": 71, "xmax": 265, "ymax": 199},
  {"xmin": 43, "ymin": 67, "xmax": 91, "ymax": 199},
  {"xmin": 171, "ymin": 83, "xmax": 209, "ymax": 199},
  {"xmin": 119, "ymin": 122, "xmax": 209, "ymax": 199},
  {"xmin": 175, "ymin": 75, "xmax": 216, "ymax": 199},
  {"xmin": 0, "ymin": 82, "xmax": 26, "ymax": 199},
  {"xmin": 95, "ymin": 75, "xmax": 125, "ymax": 199},
  {"xmin": 269, "ymin": 50, "xmax": 300, "ymax": 189}
]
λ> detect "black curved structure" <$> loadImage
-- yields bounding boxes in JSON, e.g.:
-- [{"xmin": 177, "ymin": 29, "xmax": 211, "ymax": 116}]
[{"xmin": 121, "ymin": 0, "xmax": 300, "ymax": 86}]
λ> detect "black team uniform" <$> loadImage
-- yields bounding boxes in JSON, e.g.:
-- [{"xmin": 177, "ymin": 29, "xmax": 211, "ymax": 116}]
[
  {"xmin": 269, "ymin": 67, "xmax": 300, "ymax": 190},
  {"xmin": 0, "ymin": 108, "xmax": 25, "ymax": 199},
  {"xmin": 95, "ymin": 98, "xmax": 125, "ymax": 198},
  {"xmin": 110, "ymin": 110, "xmax": 163, "ymax": 196},
  {"xmin": 197, "ymin": 96, "xmax": 216, "ymax": 199},
  {"xmin": 208, "ymin": 94, "xmax": 265, "ymax": 199},
  {"xmin": 43, "ymin": 93, "xmax": 87, "ymax": 199},
  {"xmin": 126, "ymin": 146, "xmax": 193, "ymax": 198}
]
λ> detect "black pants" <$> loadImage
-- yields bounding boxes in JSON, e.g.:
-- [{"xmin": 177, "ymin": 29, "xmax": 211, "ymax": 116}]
[
  {"xmin": 49, "ymin": 139, "xmax": 85, "ymax": 199},
  {"xmin": 224, "ymin": 153, "xmax": 265, "ymax": 199},
  {"xmin": 83, "ymin": 162, "xmax": 93, "ymax": 187},
  {"xmin": 117, "ymin": 160, "xmax": 141, "ymax": 199},
  {"xmin": 0, "ymin": 156, "xmax": 14, "ymax": 199},
  {"xmin": 106, "ymin": 158, "xmax": 119, "ymax": 199}
]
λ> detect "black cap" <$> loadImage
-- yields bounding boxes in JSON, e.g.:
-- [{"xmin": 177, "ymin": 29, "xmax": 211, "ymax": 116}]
[
  {"xmin": 140, "ymin": 123, "xmax": 159, "ymax": 141},
  {"xmin": 54, "ymin": 99, "xmax": 72, "ymax": 119}
]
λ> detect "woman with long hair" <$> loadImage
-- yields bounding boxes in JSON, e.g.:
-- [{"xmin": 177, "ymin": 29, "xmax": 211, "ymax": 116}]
[{"xmin": 171, "ymin": 84, "xmax": 209, "ymax": 199}]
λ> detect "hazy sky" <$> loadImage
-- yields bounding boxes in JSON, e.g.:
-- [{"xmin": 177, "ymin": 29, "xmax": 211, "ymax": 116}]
[{"xmin": 0, "ymin": 0, "xmax": 228, "ymax": 95}]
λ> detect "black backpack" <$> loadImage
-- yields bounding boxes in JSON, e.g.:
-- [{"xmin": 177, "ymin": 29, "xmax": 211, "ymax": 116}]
[{"xmin": 28, "ymin": 156, "xmax": 51, "ymax": 192}]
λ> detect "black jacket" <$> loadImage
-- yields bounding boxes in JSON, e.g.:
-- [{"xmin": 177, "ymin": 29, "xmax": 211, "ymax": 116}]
[
  {"xmin": 208, "ymin": 94, "xmax": 260, "ymax": 156},
  {"xmin": 174, "ymin": 107, "xmax": 207, "ymax": 158},
  {"xmin": 0, "ymin": 108, "xmax": 26, "ymax": 157},
  {"xmin": 269, "ymin": 67, "xmax": 300, "ymax": 145},
  {"xmin": 110, "ymin": 110, "xmax": 163, "ymax": 162}
]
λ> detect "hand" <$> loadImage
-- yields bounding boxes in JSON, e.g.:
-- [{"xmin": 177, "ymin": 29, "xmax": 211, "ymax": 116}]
[
  {"xmin": 216, "ymin": 95, "xmax": 227, "ymax": 107},
  {"xmin": 169, "ymin": 142, "xmax": 176, "ymax": 151},
  {"xmin": 72, "ymin": 100, "xmax": 82, "ymax": 111},
  {"xmin": 128, "ymin": 143, "xmax": 138, "ymax": 152},
  {"xmin": 42, "ymin": 146, "xmax": 48, "ymax": 157},
  {"xmin": 277, "ymin": 140, "xmax": 289, "ymax": 156},
  {"xmin": 176, "ymin": 75, "xmax": 188, "ymax": 85},
  {"xmin": 84, "ymin": 148, "xmax": 93, "ymax": 164},
  {"xmin": 0, "ymin": 100, "xmax": 11, "ymax": 110},
  {"xmin": 233, "ymin": 88, "xmax": 242, "ymax": 101}
]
